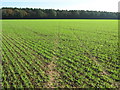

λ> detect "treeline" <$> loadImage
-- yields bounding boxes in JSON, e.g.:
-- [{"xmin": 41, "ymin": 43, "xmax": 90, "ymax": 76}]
[{"xmin": 2, "ymin": 7, "xmax": 118, "ymax": 19}]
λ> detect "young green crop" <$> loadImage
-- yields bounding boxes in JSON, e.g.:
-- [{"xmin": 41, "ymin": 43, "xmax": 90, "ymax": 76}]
[{"xmin": 2, "ymin": 19, "xmax": 119, "ymax": 88}]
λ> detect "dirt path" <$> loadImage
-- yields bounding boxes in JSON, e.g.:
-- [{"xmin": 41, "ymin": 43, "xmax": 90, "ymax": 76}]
[
  {"xmin": 45, "ymin": 60, "xmax": 60, "ymax": 88},
  {"xmin": 45, "ymin": 32, "xmax": 60, "ymax": 88}
]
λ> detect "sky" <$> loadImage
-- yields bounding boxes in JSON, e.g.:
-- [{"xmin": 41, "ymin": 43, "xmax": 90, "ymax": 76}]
[{"xmin": 1, "ymin": 0, "xmax": 119, "ymax": 12}]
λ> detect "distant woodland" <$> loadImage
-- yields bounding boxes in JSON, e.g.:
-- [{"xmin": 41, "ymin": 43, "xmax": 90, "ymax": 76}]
[{"xmin": 1, "ymin": 7, "xmax": 119, "ymax": 19}]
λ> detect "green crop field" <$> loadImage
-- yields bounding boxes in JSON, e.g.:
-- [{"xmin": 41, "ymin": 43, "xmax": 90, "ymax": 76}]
[{"xmin": 1, "ymin": 19, "xmax": 119, "ymax": 88}]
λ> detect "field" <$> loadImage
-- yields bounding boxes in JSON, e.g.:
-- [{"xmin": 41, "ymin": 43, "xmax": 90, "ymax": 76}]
[{"xmin": 1, "ymin": 19, "xmax": 119, "ymax": 88}]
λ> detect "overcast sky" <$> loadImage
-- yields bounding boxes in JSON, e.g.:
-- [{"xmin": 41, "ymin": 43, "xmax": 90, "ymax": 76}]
[{"xmin": 1, "ymin": 0, "xmax": 119, "ymax": 12}]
